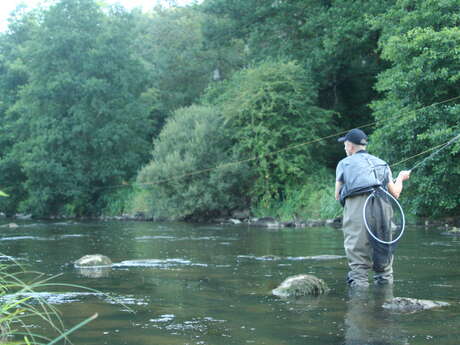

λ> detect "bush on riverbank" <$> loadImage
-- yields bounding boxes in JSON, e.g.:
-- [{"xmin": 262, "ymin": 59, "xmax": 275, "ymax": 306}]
[
  {"xmin": 133, "ymin": 105, "xmax": 252, "ymax": 221},
  {"xmin": 99, "ymin": 186, "xmax": 136, "ymax": 217},
  {"xmin": 251, "ymin": 168, "xmax": 341, "ymax": 222},
  {"xmin": 129, "ymin": 61, "xmax": 338, "ymax": 222},
  {"xmin": 205, "ymin": 60, "xmax": 335, "ymax": 206}
]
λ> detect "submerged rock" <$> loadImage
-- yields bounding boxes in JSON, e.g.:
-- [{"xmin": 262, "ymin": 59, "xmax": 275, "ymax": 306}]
[
  {"xmin": 259, "ymin": 255, "xmax": 282, "ymax": 261},
  {"xmin": 325, "ymin": 217, "xmax": 342, "ymax": 227},
  {"xmin": 272, "ymin": 274, "xmax": 329, "ymax": 297},
  {"xmin": 15, "ymin": 213, "xmax": 32, "ymax": 220},
  {"xmin": 442, "ymin": 227, "xmax": 460, "ymax": 236},
  {"xmin": 382, "ymin": 297, "xmax": 449, "ymax": 313},
  {"xmin": 231, "ymin": 209, "xmax": 250, "ymax": 220},
  {"xmin": 74, "ymin": 254, "xmax": 112, "ymax": 268},
  {"xmin": 250, "ymin": 217, "xmax": 280, "ymax": 228},
  {"xmin": 76, "ymin": 266, "xmax": 111, "ymax": 278},
  {"xmin": 0, "ymin": 222, "xmax": 17, "ymax": 228},
  {"xmin": 305, "ymin": 219, "xmax": 326, "ymax": 227}
]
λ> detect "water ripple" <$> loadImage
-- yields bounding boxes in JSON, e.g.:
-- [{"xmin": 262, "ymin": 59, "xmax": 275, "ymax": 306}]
[
  {"xmin": 113, "ymin": 259, "xmax": 208, "ymax": 268},
  {"xmin": 135, "ymin": 235, "xmax": 237, "ymax": 241},
  {"xmin": 0, "ymin": 234, "xmax": 86, "ymax": 241},
  {"xmin": 1, "ymin": 236, "xmax": 49, "ymax": 241},
  {"xmin": 0, "ymin": 292, "xmax": 101, "ymax": 305},
  {"xmin": 237, "ymin": 254, "xmax": 345, "ymax": 261},
  {"xmin": 149, "ymin": 316, "xmax": 227, "ymax": 335}
]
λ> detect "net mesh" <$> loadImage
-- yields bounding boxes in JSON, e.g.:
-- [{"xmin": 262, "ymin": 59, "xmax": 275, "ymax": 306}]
[{"xmin": 364, "ymin": 188, "xmax": 404, "ymax": 271}]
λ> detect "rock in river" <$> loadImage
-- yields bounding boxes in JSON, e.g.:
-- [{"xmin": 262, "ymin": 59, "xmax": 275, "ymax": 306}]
[
  {"xmin": 442, "ymin": 227, "xmax": 460, "ymax": 236},
  {"xmin": 74, "ymin": 254, "xmax": 112, "ymax": 268},
  {"xmin": 382, "ymin": 297, "xmax": 449, "ymax": 313},
  {"xmin": 272, "ymin": 274, "xmax": 329, "ymax": 297}
]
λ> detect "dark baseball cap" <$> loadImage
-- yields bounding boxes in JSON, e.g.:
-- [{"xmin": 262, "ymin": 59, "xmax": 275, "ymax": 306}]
[{"xmin": 338, "ymin": 128, "xmax": 368, "ymax": 145}]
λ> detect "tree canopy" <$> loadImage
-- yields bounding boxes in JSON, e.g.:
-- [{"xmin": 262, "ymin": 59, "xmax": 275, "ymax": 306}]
[
  {"xmin": 0, "ymin": 0, "xmax": 458, "ymax": 219},
  {"xmin": 0, "ymin": 0, "xmax": 153, "ymax": 216},
  {"xmin": 370, "ymin": 0, "xmax": 460, "ymax": 216}
]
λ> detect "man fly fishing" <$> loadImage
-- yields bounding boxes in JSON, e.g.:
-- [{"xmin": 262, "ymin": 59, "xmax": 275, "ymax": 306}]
[{"xmin": 335, "ymin": 128, "xmax": 410, "ymax": 288}]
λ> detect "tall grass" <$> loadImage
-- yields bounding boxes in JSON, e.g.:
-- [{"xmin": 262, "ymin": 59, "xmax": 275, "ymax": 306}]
[
  {"xmin": 252, "ymin": 169, "xmax": 342, "ymax": 221},
  {"xmin": 0, "ymin": 258, "xmax": 96, "ymax": 345}
]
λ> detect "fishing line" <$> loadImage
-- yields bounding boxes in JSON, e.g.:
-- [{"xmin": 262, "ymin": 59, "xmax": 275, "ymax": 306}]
[
  {"xmin": 392, "ymin": 132, "xmax": 460, "ymax": 171},
  {"xmin": 96, "ymin": 95, "xmax": 460, "ymax": 190},
  {"xmin": 363, "ymin": 130, "xmax": 460, "ymax": 246}
]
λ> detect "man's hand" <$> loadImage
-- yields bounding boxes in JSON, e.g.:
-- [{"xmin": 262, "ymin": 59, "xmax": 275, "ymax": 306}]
[
  {"xmin": 397, "ymin": 170, "xmax": 411, "ymax": 182},
  {"xmin": 388, "ymin": 170, "xmax": 411, "ymax": 199}
]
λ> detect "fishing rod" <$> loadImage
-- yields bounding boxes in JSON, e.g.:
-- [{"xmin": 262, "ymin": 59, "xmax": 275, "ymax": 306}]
[
  {"xmin": 363, "ymin": 131, "xmax": 460, "ymax": 246},
  {"xmin": 391, "ymin": 130, "xmax": 460, "ymax": 171},
  {"xmin": 408, "ymin": 132, "xmax": 460, "ymax": 171}
]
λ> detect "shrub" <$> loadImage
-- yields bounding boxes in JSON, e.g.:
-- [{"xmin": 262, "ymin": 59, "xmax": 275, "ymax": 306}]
[
  {"xmin": 206, "ymin": 60, "xmax": 335, "ymax": 205},
  {"xmin": 252, "ymin": 167, "xmax": 341, "ymax": 221},
  {"xmin": 135, "ymin": 105, "xmax": 252, "ymax": 220}
]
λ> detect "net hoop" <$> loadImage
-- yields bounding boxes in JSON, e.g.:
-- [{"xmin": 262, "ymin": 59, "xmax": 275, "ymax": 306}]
[{"xmin": 362, "ymin": 186, "xmax": 406, "ymax": 245}]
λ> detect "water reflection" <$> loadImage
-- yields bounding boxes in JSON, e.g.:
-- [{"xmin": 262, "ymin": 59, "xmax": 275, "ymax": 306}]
[{"xmin": 344, "ymin": 285, "xmax": 407, "ymax": 345}]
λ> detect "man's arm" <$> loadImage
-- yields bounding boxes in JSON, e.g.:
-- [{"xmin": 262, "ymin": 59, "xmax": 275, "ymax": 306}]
[
  {"xmin": 335, "ymin": 161, "xmax": 343, "ymax": 201},
  {"xmin": 387, "ymin": 170, "xmax": 411, "ymax": 199},
  {"xmin": 335, "ymin": 181, "xmax": 343, "ymax": 201}
]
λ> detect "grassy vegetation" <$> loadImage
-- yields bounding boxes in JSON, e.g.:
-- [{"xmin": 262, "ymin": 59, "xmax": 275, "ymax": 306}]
[
  {"xmin": 0, "ymin": 258, "xmax": 95, "ymax": 344},
  {"xmin": 252, "ymin": 169, "xmax": 342, "ymax": 222}
]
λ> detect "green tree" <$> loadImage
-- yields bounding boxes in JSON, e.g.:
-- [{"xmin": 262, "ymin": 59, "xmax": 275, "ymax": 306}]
[
  {"xmin": 207, "ymin": 60, "xmax": 334, "ymax": 205},
  {"xmin": 0, "ymin": 5, "xmax": 41, "ymax": 214},
  {"xmin": 132, "ymin": 6, "xmax": 243, "ymax": 131},
  {"xmin": 200, "ymin": 0, "xmax": 396, "ymax": 169},
  {"xmin": 1, "ymin": 0, "xmax": 154, "ymax": 216},
  {"xmin": 370, "ymin": 0, "xmax": 460, "ymax": 217},
  {"xmin": 201, "ymin": 0, "xmax": 392, "ymax": 124},
  {"xmin": 136, "ymin": 105, "xmax": 252, "ymax": 220}
]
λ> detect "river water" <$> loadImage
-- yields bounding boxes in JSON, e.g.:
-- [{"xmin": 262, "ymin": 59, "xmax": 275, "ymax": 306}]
[{"xmin": 0, "ymin": 220, "xmax": 459, "ymax": 345}]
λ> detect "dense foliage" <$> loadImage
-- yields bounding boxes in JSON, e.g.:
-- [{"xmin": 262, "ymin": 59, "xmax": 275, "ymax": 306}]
[
  {"xmin": 131, "ymin": 7, "xmax": 234, "ymax": 133},
  {"xmin": 206, "ymin": 60, "xmax": 334, "ymax": 204},
  {"xmin": 0, "ymin": 0, "xmax": 154, "ymax": 216},
  {"xmin": 137, "ymin": 105, "xmax": 252, "ymax": 220},
  {"xmin": 201, "ymin": 0, "xmax": 391, "ymax": 129},
  {"xmin": 0, "ymin": 0, "xmax": 458, "ymax": 219},
  {"xmin": 370, "ymin": 0, "xmax": 460, "ymax": 216}
]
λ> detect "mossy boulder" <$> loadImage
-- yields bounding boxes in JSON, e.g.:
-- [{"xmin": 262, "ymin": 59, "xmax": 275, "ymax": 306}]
[
  {"xmin": 74, "ymin": 254, "xmax": 112, "ymax": 268},
  {"xmin": 272, "ymin": 274, "xmax": 329, "ymax": 297}
]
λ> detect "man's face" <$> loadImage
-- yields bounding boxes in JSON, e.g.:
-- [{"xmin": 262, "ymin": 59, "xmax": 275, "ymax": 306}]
[{"xmin": 344, "ymin": 141, "xmax": 353, "ymax": 156}]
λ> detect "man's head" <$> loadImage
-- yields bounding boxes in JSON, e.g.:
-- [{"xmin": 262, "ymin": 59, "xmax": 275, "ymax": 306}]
[{"xmin": 338, "ymin": 128, "xmax": 368, "ymax": 156}]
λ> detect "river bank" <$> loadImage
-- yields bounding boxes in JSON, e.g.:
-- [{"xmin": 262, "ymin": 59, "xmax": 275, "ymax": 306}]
[
  {"xmin": 0, "ymin": 211, "xmax": 460, "ymax": 234},
  {"xmin": 3, "ymin": 211, "xmax": 460, "ymax": 232},
  {"xmin": 102, "ymin": 210, "xmax": 460, "ymax": 230}
]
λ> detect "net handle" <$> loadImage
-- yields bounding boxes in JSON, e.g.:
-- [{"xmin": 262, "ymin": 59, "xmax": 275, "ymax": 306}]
[{"xmin": 362, "ymin": 186, "xmax": 406, "ymax": 245}]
